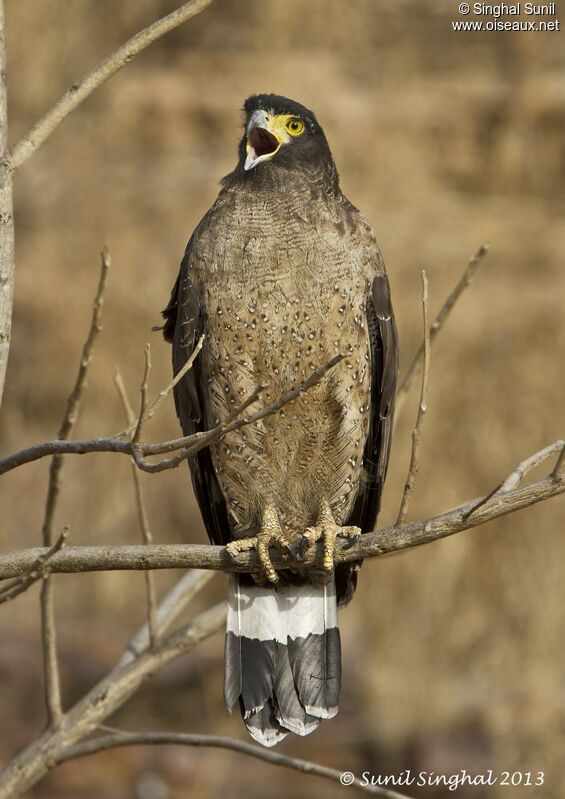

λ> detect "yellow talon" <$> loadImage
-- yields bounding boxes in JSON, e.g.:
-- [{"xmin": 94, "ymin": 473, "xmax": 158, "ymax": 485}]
[
  {"xmin": 226, "ymin": 506, "xmax": 290, "ymax": 585},
  {"xmin": 300, "ymin": 500, "xmax": 360, "ymax": 576}
]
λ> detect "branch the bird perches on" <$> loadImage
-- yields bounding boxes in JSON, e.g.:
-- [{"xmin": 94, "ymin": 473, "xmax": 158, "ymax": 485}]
[{"xmin": 0, "ymin": 447, "xmax": 563, "ymax": 581}]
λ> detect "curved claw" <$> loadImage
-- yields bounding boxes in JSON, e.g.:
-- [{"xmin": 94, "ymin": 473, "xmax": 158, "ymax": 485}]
[
  {"xmin": 296, "ymin": 527, "xmax": 317, "ymax": 560},
  {"xmin": 226, "ymin": 511, "xmax": 290, "ymax": 585},
  {"xmin": 298, "ymin": 523, "xmax": 362, "ymax": 573},
  {"xmin": 340, "ymin": 527, "xmax": 361, "ymax": 550},
  {"xmin": 225, "ymin": 543, "xmax": 244, "ymax": 564},
  {"xmin": 280, "ymin": 541, "xmax": 293, "ymax": 560}
]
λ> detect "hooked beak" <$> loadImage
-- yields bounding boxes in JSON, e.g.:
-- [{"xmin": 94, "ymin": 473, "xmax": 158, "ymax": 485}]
[{"xmin": 244, "ymin": 110, "xmax": 281, "ymax": 171}]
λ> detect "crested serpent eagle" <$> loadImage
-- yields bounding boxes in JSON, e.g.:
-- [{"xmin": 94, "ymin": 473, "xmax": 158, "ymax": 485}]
[{"xmin": 161, "ymin": 94, "xmax": 398, "ymax": 746}]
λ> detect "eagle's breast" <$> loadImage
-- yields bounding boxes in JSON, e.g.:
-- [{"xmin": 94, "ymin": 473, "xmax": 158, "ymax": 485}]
[{"xmin": 190, "ymin": 179, "xmax": 373, "ymax": 540}]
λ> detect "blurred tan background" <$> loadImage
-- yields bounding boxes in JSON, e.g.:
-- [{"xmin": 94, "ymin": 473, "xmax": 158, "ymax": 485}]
[{"xmin": 1, "ymin": 1, "xmax": 564, "ymax": 797}]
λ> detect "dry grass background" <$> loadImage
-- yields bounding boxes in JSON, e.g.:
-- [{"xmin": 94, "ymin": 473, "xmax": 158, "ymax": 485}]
[{"xmin": 0, "ymin": 1, "xmax": 564, "ymax": 797}]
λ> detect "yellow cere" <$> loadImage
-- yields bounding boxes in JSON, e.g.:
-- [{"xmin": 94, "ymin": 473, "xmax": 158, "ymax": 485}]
[{"xmin": 266, "ymin": 114, "xmax": 305, "ymax": 143}]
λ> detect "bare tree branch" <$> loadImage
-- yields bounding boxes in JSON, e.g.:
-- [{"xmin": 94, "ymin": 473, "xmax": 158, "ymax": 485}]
[
  {"xmin": 133, "ymin": 345, "xmax": 151, "ymax": 444},
  {"xmin": 1, "ymin": 444, "xmax": 562, "ymax": 581},
  {"xmin": 116, "ymin": 569, "xmax": 216, "ymax": 669},
  {"xmin": 501, "ymin": 439, "xmax": 564, "ymax": 491},
  {"xmin": 40, "ymin": 249, "xmax": 109, "ymax": 544},
  {"xmin": 463, "ymin": 439, "xmax": 565, "ymax": 520},
  {"xmin": 59, "ymin": 731, "xmax": 411, "ymax": 798},
  {"xmin": 114, "ymin": 363, "xmax": 158, "ymax": 649},
  {"xmin": 0, "ymin": 0, "xmax": 15, "ymax": 407},
  {"xmin": 115, "ymin": 334, "xmax": 205, "ymax": 440},
  {"xmin": 0, "ymin": 602, "xmax": 226, "ymax": 799},
  {"xmin": 2, "ymin": 594, "xmax": 408, "ymax": 798},
  {"xmin": 1, "ymin": 0, "xmax": 213, "ymax": 405},
  {"xmin": 396, "ymin": 271, "xmax": 430, "ymax": 524},
  {"xmin": 39, "ymin": 248, "xmax": 109, "ymax": 726},
  {"xmin": 553, "ymin": 442, "xmax": 565, "ymax": 480},
  {"xmin": 0, "ymin": 354, "xmax": 343, "ymax": 476},
  {"xmin": 9, "ymin": 0, "xmax": 215, "ymax": 171},
  {"xmin": 128, "ymin": 353, "xmax": 344, "ymax": 474},
  {"xmin": 0, "ymin": 527, "xmax": 68, "ymax": 605},
  {"xmin": 396, "ymin": 243, "xmax": 489, "ymax": 417}
]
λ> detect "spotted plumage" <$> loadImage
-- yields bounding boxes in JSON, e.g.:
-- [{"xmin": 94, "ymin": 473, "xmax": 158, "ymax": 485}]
[{"xmin": 162, "ymin": 94, "xmax": 398, "ymax": 745}]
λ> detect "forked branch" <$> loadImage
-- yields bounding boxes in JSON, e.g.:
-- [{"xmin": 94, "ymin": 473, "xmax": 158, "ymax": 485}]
[
  {"xmin": 0, "ymin": 0, "xmax": 214, "ymax": 407},
  {"xmin": 9, "ymin": 0, "xmax": 215, "ymax": 170},
  {"xmin": 0, "ymin": 527, "xmax": 68, "ymax": 605},
  {"xmin": 60, "ymin": 731, "xmax": 410, "ymax": 798},
  {"xmin": 0, "ymin": 602, "xmax": 227, "ymax": 798},
  {"xmin": 396, "ymin": 243, "xmax": 489, "ymax": 416},
  {"xmin": 396, "ymin": 270, "xmax": 431, "ymax": 524},
  {"xmin": 114, "ymin": 360, "xmax": 159, "ymax": 648},
  {"xmin": 1, "ymin": 441, "xmax": 563, "ymax": 581},
  {"xmin": 0, "ymin": 355, "xmax": 343, "ymax": 476},
  {"xmin": 39, "ymin": 248, "xmax": 109, "ymax": 725}
]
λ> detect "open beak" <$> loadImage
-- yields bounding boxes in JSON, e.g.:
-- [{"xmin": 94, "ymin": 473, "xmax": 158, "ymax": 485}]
[{"xmin": 244, "ymin": 110, "xmax": 281, "ymax": 171}]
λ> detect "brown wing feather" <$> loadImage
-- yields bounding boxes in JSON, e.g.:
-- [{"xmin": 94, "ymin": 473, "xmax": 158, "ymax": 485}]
[
  {"xmin": 335, "ymin": 272, "xmax": 398, "ymax": 606},
  {"xmin": 163, "ymin": 236, "xmax": 232, "ymax": 547}
]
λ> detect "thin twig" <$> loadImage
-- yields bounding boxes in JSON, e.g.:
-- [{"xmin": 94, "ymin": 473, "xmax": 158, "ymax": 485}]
[
  {"xmin": 501, "ymin": 439, "xmax": 564, "ymax": 491},
  {"xmin": 0, "ymin": 386, "xmax": 262, "ymax": 474},
  {"xmin": 115, "ymin": 334, "xmax": 205, "ymax": 440},
  {"xmin": 0, "ymin": 354, "xmax": 343, "ymax": 476},
  {"xmin": 39, "ymin": 579, "xmax": 60, "ymax": 724},
  {"xmin": 0, "ymin": 0, "xmax": 15, "ymax": 408},
  {"xmin": 59, "ymin": 731, "xmax": 411, "ymax": 798},
  {"xmin": 114, "ymin": 362, "xmax": 158, "ymax": 649},
  {"xmin": 396, "ymin": 243, "xmax": 488, "ymax": 417},
  {"xmin": 463, "ymin": 439, "xmax": 565, "ymax": 520},
  {"xmin": 115, "ymin": 570, "xmax": 215, "ymax": 668},
  {"xmin": 9, "ymin": 0, "xmax": 215, "ymax": 170},
  {"xmin": 553, "ymin": 443, "xmax": 565, "ymax": 480},
  {"xmin": 133, "ymin": 345, "xmax": 151, "ymax": 445},
  {"xmin": 113, "ymin": 370, "xmax": 136, "ymax": 423},
  {"xmin": 396, "ymin": 271, "xmax": 430, "ymax": 524},
  {"xmin": 461, "ymin": 480, "xmax": 505, "ymax": 522},
  {"xmin": 39, "ymin": 248, "xmax": 110, "ymax": 726},
  {"xmin": 41, "ymin": 249, "xmax": 110, "ymax": 542},
  {"xmin": 0, "ymin": 602, "xmax": 227, "ymax": 799},
  {"xmin": 2, "ymin": 442, "xmax": 563, "ymax": 581},
  {"xmin": 130, "ymin": 353, "xmax": 343, "ymax": 473},
  {"xmin": 0, "ymin": 528, "xmax": 68, "ymax": 605}
]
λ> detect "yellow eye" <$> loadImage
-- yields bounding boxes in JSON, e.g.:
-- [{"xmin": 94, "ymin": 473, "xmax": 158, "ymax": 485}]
[{"xmin": 285, "ymin": 117, "xmax": 305, "ymax": 136}]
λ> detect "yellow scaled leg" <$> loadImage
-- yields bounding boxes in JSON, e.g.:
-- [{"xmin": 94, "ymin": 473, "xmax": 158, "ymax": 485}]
[
  {"xmin": 300, "ymin": 499, "xmax": 360, "ymax": 578},
  {"xmin": 225, "ymin": 505, "xmax": 291, "ymax": 584}
]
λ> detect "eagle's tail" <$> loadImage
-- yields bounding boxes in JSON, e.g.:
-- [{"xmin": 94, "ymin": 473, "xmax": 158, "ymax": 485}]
[{"xmin": 224, "ymin": 574, "xmax": 341, "ymax": 747}]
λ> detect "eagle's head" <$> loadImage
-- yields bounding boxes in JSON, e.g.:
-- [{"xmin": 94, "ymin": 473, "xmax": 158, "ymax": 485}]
[{"xmin": 237, "ymin": 94, "xmax": 337, "ymax": 183}]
